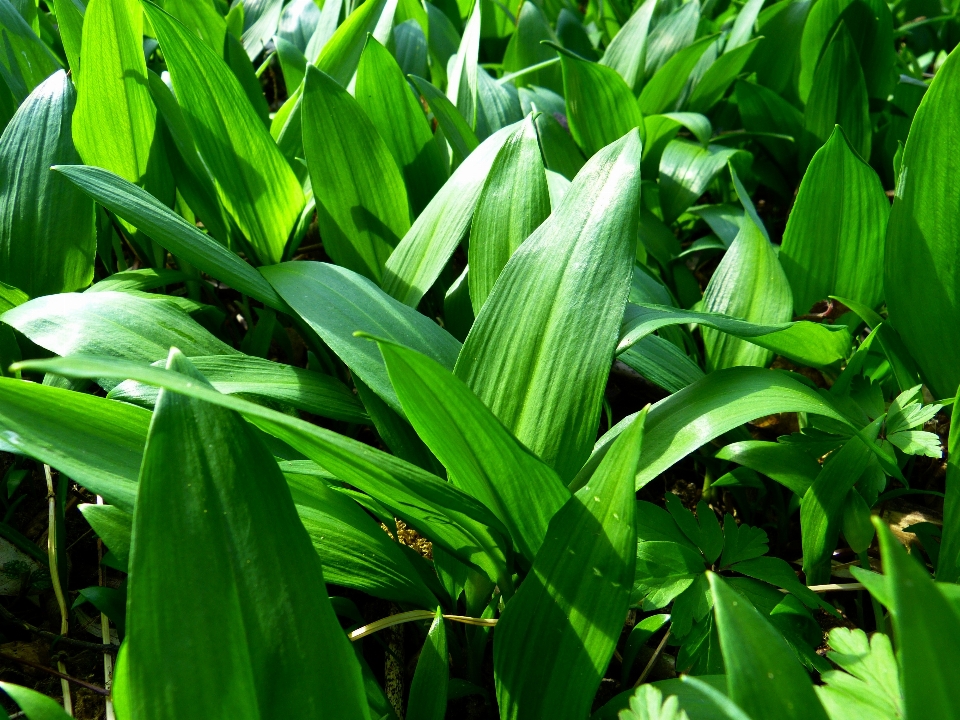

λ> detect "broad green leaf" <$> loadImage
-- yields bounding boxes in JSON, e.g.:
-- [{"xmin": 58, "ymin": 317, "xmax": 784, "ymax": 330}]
[
  {"xmin": 263, "ymin": 261, "xmax": 461, "ymax": 414},
  {"xmin": 735, "ymin": 79, "xmax": 804, "ymax": 167},
  {"xmin": 53, "ymin": 0, "xmax": 84, "ymax": 74},
  {"xmin": 239, "ymin": 0, "xmax": 282, "ymax": 59},
  {"xmin": 0, "ymin": 0, "xmax": 60, "ymax": 93},
  {"xmin": 752, "ymin": 0, "xmax": 811, "ymax": 95},
  {"xmin": 378, "ymin": 340, "xmax": 569, "ymax": 562},
  {"xmin": 455, "ymin": 130, "xmax": 641, "ymax": 482},
  {"xmin": 643, "ymin": 0, "xmax": 699, "ymax": 78},
  {"xmin": 382, "ymin": 122, "xmax": 517, "ymax": 307},
  {"xmin": 800, "ymin": 421, "xmax": 880, "ymax": 584},
  {"xmin": 571, "ymin": 366, "xmax": 853, "ymax": 492},
  {"xmin": 725, "ymin": 0, "xmax": 765, "ymax": 52},
  {"xmin": 884, "ymin": 44, "xmax": 960, "ymax": 398},
  {"xmin": 274, "ymin": 35, "xmax": 308, "ymax": 94},
  {"xmin": 619, "ymin": 304, "xmax": 851, "ymax": 369},
  {"xmin": 709, "ymin": 572, "xmax": 830, "ymax": 720},
  {"xmin": 715, "ymin": 440, "xmax": 820, "ymax": 496},
  {"xmin": 286, "ymin": 471, "xmax": 439, "ymax": 608},
  {"xmin": 494, "ymin": 410, "xmax": 643, "ymax": 720},
  {"xmin": 163, "ymin": 0, "xmax": 227, "ymax": 54},
  {"xmin": 468, "ymin": 115, "xmax": 550, "ymax": 314},
  {"xmin": 408, "ymin": 74, "xmax": 480, "ymax": 164},
  {"xmin": 658, "ymin": 141, "xmax": 739, "ymax": 224},
  {"xmin": 938, "ymin": 384, "xmax": 960, "ymax": 583},
  {"xmin": 798, "ymin": 0, "xmax": 895, "ymax": 102},
  {"xmin": 701, "ymin": 215, "xmax": 793, "ymax": 370},
  {"xmin": 302, "ymin": 65, "xmax": 410, "ymax": 282},
  {"xmin": 79, "ymin": 503, "xmax": 132, "ymax": 567},
  {"xmin": 107, "ymin": 355, "xmax": 368, "ymax": 423},
  {"xmin": 73, "ymin": 0, "xmax": 155, "ymax": 184},
  {"xmin": 780, "ymin": 126, "xmax": 888, "ymax": 315},
  {"xmin": 801, "ymin": 23, "xmax": 870, "ymax": 167},
  {"xmin": 558, "ymin": 46, "xmax": 643, "ymax": 158},
  {"xmin": 619, "ymin": 334, "xmax": 704, "ymax": 394},
  {"xmin": 144, "ymin": 1, "xmax": 304, "ymax": 265},
  {"xmin": 0, "ymin": 71, "xmax": 94, "ymax": 297},
  {"xmin": 407, "ymin": 608, "xmax": 449, "ymax": 720},
  {"xmin": 87, "ymin": 268, "xmax": 186, "ymax": 293},
  {"xmin": 641, "ymin": 112, "xmax": 712, "ymax": 178},
  {"xmin": 815, "ymin": 628, "xmax": 902, "ymax": 719},
  {"xmin": 355, "ymin": 37, "xmax": 448, "ymax": 215},
  {"xmin": 634, "ymin": 539, "xmax": 704, "ymax": 609},
  {"xmin": 447, "ymin": 0, "xmax": 480, "ymax": 126},
  {"xmin": 599, "ymin": 0, "xmax": 656, "ymax": 94},
  {"xmin": 0, "ymin": 377, "xmax": 146, "ymax": 510},
  {"xmin": 123, "ymin": 350, "xmax": 369, "ymax": 719},
  {"xmin": 1, "ymin": 291, "xmax": 237, "ymax": 388},
  {"xmin": 685, "ymin": 37, "xmax": 761, "ymax": 114},
  {"xmin": 876, "ymin": 518, "xmax": 960, "ymax": 719},
  {"xmin": 16, "ymin": 355, "xmax": 513, "ymax": 588},
  {"xmin": 638, "ymin": 35, "xmax": 716, "ymax": 115},
  {"xmin": 502, "ymin": 1, "xmax": 560, "ymax": 92},
  {"xmin": 474, "ymin": 67, "xmax": 523, "ymax": 140},
  {"xmin": 533, "ymin": 107, "xmax": 585, "ymax": 180},
  {"xmin": 0, "ymin": 682, "xmax": 72, "ymax": 719}
]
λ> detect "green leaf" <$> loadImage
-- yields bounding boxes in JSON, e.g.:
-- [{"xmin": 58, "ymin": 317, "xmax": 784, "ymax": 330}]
[
  {"xmin": 638, "ymin": 35, "xmax": 717, "ymax": 115},
  {"xmin": 53, "ymin": 165, "xmax": 285, "ymax": 310},
  {"xmin": 78, "ymin": 503, "xmax": 132, "ymax": 567},
  {"xmin": 407, "ymin": 608, "xmax": 449, "ymax": 720},
  {"xmin": 16, "ymin": 354, "xmax": 513, "ymax": 589},
  {"xmin": 558, "ymin": 46, "xmax": 643, "ymax": 158},
  {"xmin": 599, "ymin": 0, "xmax": 656, "ymax": 94},
  {"xmin": 875, "ymin": 517, "xmax": 960, "ymax": 719},
  {"xmin": 286, "ymin": 470, "xmax": 440, "ymax": 608},
  {"xmin": 685, "ymin": 37, "xmax": 761, "ymax": 114},
  {"xmin": 780, "ymin": 126, "xmax": 888, "ymax": 315},
  {"xmin": 735, "ymin": 79, "xmax": 804, "ymax": 167},
  {"xmin": 0, "ymin": 377, "xmax": 147, "ymax": 510},
  {"xmin": 163, "ymin": 0, "xmax": 227, "ymax": 54},
  {"xmin": 619, "ymin": 334, "xmax": 705, "ymax": 394},
  {"xmin": 731, "ymin": 556, "xmax": 830, "ymax": 612},
  {"xmin": 801, "ymin": 23, "xmax": 870, "ymax": 167},
  {"xmin": 493, "ymin": 410, "xmax": 644, "ymax": 720},
  {"xmin": 262, "ymin": 261, "xmax": 461, "ymax": 414},
  {"xmin": 709, "ymin": 572, "xmax": 830, "ymax": 720},
  {"xmin": 447, "ymin": 0, "xmax": 480, "ymax": 127},
  {"xmin": 643, "ymin": 0, "xmax": 699, "ymax": 78},
  {"xmin": 378, "ymin": 340, "xmax": 569, "ymax": 562},
  {"xmin": 302, "ymin": 65, "xmax": 410, "ymax": 282},
  {"xmin": 938, "ymin": 384, "xmax": 960, "ymax": 583},
  {"xmin": 701, "ymin": 215, "xmax": 793, "ymax": 370},
  {"xmin": 719, "ymin": 518, "xmax": 768, "ymax": 567},
  {"xmin": 144, "ymin": 1, "xmax": 304, "ymax": 265},
  {"xmin": 123, "ymin": 350, "xmax": 369, "ymax": 719},
  {"xmin": 618, "ymin": 684, "xmax": 690, "ymax": 720},
  {"xmin": 725, "ymin": 0, "xmax": 766, "ymax": 53},
  {"xmin": 73, "ymin": 0, "xmax": 155, "ymax": 184},
  {"xmin": 468, "ymin": 115, "xmax": 550, "ymax": 314},
  {"xmin": 715, "ymin": 440, "xmax": 820, "ymax": 496},
  {"xmin": 571, "ymin": 366, "xmax": 853, "ymax": 493},
  {"xmin": 815, "ymin": 628, "xmax": 902, "ymax": 720},
  {"xmin": 884, "ymin": 44, "xmax": 960, "ymax": 398},
  {"xmin": 355, "ymin": 37, "xmax": 448, "ymax": 215},
  {"xmin": 1, "ymin": 291, "xmax": 237, "ymax": 387},
  {"xmin": 0, "ymin": 682, "xmax": 71, "ymax": 719},
  {"xmin": 658, "ymin": 141, "xmax": 740, "ymax": 224},
  {"xmin": 382, "ymin": 122, "xmax": 517, "ymax": 307},
  {"xmin": 239, "ymin": 0, "xmax": 283, "ymax": 59},
  {"xmin": 0, "ymin": 0, "xmax": 60, "ymax": 93},
  {"xmin": 502, "ymin": 1, "xmax": 560, "ymax": 92},
  {"xmin": 107, "ymin": 354, "xmax": 368, "ymax": 423},
  {"xmin": 408, "ymin": 74, "xmax": 480, "ymax": 164},
  {"xmin": 454, "ymin": 130, "xmax": 641, "ymax": 482},
  {"xmin": 634, "ymin": 539, "xmax": 704, "ymax": 609},
  {"xmin": 0, "ymin": 71, "xmax": 94, "ymax": 297},
  {"xmin": 619, "ymin": 304, "xmax": 851, "ymax": 370},
  {"xmin": 53, "ymin": 0, "xmax": 83, "ymax": 74},
  {"xmin": 800, "ymin": 420, "xmax": 881, "ymax": 584}
]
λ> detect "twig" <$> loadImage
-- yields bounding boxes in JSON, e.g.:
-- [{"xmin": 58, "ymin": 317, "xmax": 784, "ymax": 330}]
[
  {"xmin": 779, "ymin": 583, "xmax": 865, "ymax": 593},
  {"xmin": 0, "ymin": 652, "xmax": 109, "ymax": 696},
  {"xmin": 634, "ymin": 630, "xmax": 671, "ymax": 688},
  {"xmin": 0, "ymin": 603, "xmax": 117, "ymax": 654},
  {"xmin": 348, "ymin": 610, "xmax": 498, "ymax": 642},
  {"xmin": 45, "ymin": 465, "xmax": 72, "ymax": 716}
]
